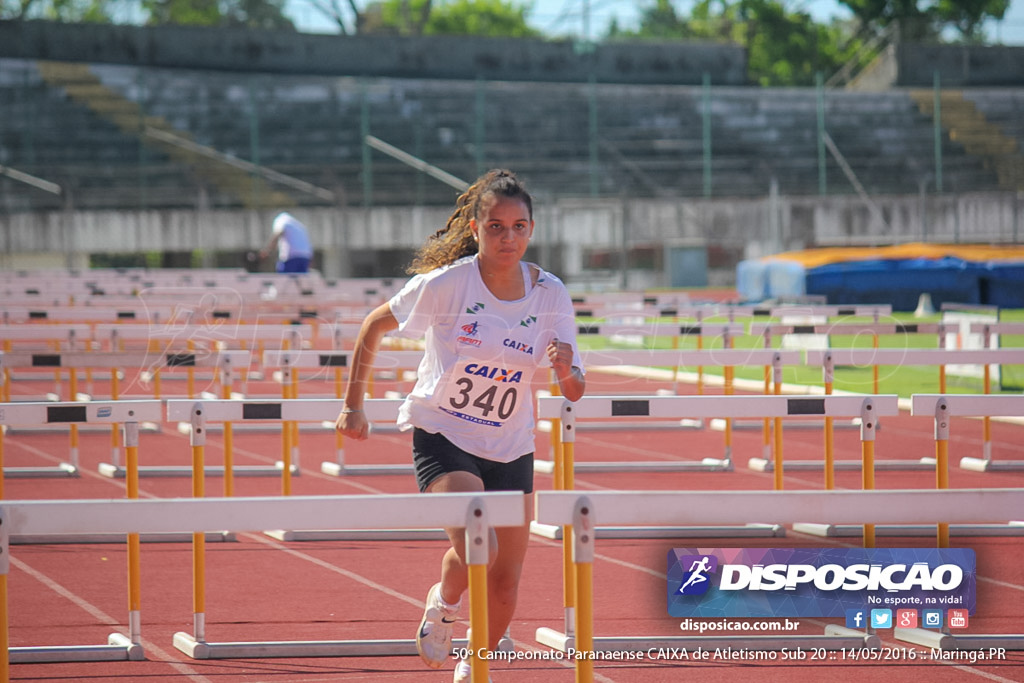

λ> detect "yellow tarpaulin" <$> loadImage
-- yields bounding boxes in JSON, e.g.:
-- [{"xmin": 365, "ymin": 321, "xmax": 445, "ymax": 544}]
[{"xmin": 769, "ymin": 243, "xmax": 1024, "ymax": 270}]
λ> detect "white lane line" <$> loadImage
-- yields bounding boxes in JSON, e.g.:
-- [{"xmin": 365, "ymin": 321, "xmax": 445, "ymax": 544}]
[{"xmin": 10, "ymin": 556, "xmax": 215, "ymax": 683}]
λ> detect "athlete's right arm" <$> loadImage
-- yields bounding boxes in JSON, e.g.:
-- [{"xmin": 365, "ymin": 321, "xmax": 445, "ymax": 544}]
[{"xmin": 335, "ymin": 303, "xmax": 399, "ymax": 440}]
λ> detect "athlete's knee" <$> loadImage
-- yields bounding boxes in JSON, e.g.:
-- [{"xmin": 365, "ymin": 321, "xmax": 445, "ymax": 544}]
[{"xmin": 488, "ymin": 563, "xmax": 523, "ymax": 606}]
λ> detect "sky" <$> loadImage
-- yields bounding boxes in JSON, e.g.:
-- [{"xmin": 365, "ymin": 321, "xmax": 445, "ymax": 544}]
[{"xmin": 284, "ymin": 0, "xmax": 1024, "ymax": 45}]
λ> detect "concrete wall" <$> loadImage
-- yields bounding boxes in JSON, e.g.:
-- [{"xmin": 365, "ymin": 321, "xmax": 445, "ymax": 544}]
[
  {"xmin": 896, "ymin": 44, "xmax": 1024, "ymax": 87},
  {"xmin": 0, "ymin": 20, "xmax": 748, "ymax": 86},
  {"xmin": 3, "ymin": 192, "xmax": 1020, "ymax": 286}
]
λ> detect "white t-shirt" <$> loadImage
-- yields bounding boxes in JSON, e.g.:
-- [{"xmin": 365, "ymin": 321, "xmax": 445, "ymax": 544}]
[
  {"xmin": 272, "ymin": 212, "xmax": 313, "ymax": 260},
  {"xmin": 389, "ymin": 255, "xmax": 583, "ymax": 463}
]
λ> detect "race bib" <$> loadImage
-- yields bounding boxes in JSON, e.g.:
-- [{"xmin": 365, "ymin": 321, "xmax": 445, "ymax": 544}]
[{"xmin": 436, "ymin": 362, "xmax": 526, "ymax": 427}]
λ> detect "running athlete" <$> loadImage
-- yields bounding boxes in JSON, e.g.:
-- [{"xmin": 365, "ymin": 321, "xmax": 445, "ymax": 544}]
[{"xmin": 335, "ymin": 169, "xmax": 585, "ymax": 681}]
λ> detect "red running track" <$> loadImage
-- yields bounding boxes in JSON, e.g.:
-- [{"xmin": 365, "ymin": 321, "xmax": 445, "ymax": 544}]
[{"xmin": 3, "ymin": 368, "xmax": 1023, "ymax": 682}]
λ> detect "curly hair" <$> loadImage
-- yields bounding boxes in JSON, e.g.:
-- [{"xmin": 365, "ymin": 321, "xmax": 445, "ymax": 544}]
[{"xmin": 407, "ymin": 168, "xmax": 533, "ymax": 274}]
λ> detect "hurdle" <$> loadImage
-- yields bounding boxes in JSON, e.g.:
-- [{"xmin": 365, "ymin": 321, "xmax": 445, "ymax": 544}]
[
  {"xmin": 0, "ymin": 304, "xmax": 179, "ymax": 326},
  {"xmin": 573, "ymin": 320, "xmax": 746, "ymax": 395},
  {"xmin": 793, "ymin": 390, "xmax": 1024, "ymax": 540},
  {"xmin": 87, "ymin": 350, "xmax": 252, "ymax": 478},
  {"xmin": 0, "ymin": 349, "xmax": 119, "ymax": 478},
  {"xmin": 533, "ymin": 394, "xmax": 896, "ymax": 548},
  {"xmin": 261, "ymin": 349, "xmax": 422, "ymax": 476},
  {"xmin": 958, "ymin": 322, "xmax": 1024, "ymax": 471},
  {"xmin": 0, "ymin": 324, "xmax": 91, "ymax": 352},
  {"xmin": 534, "ymin": 488, "xmax": 1024, "ymax": 679},
  {"xmin": 164, "ymin": 398, "xmax": 440, "ymax": 542},
  {"xmin": 910, "ymin": 394, "xmax": 1024, "ymax": 541},
  {"xmin": 0, "ymin": 492, "xmax": 520, "ymax": 682},
  {"xmin": 892, "ymin": 394, "xmax": 1024, "ymax": 650},
  {"xmin": 786, "ymin": 348, "xmax": 1024, "ymax": 477},
  {"xmin": 749, "ymin": 319, "xmax": 949, "ymax": 393},
  {"xmin": 0, "ymin": 400, "xmax": 162, "ymax": 668},
  {"xmin": 534, "ymin": 361, "xmax": 832, "ymax": 478}
]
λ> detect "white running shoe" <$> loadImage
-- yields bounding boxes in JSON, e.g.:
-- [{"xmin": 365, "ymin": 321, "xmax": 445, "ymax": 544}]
[
  {"xmin": 453, "ymin": 658, "xmax": 493, "ymax": 682},
  {"xmin": 416, "ymin": 582, "xmax": 458, "ymax": 669}
]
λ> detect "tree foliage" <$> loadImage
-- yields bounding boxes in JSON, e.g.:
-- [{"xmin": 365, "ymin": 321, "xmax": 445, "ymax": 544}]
[
  {"xmin": 360, "ymin": 0, "xmax": 539, "ymax": 37},
  {"xmin": 836, "ymin": 0, "xmax": 1009, "ymax": 40},
  {"xmin": 607, "ymin": 0, "xmax": 859, "ymax": 86},
  {"xmin": 141, "ymin": 0, "xmax": 294, "ymax": 28},
  {"xmin": 2, "ymin": 0, "xmax": 295, "ymax": 27},
  {"xmin": 2, "ymin": 0, "xmax": 111, "ymax": 21}
]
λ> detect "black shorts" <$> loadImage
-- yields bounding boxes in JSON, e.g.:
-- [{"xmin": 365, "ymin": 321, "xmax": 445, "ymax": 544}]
[{"xmin": 412, "ymin": 428, "xmax": 534, "ymax": 494}]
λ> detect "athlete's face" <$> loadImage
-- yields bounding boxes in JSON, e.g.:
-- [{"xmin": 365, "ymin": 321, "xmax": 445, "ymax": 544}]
[{"xmin": 471, "ymin": 195, "xmax": 534, "ymax": 269}]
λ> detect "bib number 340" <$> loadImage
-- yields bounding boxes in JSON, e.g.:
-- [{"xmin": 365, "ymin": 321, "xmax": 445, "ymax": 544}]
[{"xmin": 449, "ymin": 377, "xmax": 518, "ymax": 420}]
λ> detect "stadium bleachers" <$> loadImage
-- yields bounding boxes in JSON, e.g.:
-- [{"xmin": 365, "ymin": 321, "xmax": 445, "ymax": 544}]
[{"xmin": 1, "ymin": 56, "xmax": 1017, "ymax": 213}]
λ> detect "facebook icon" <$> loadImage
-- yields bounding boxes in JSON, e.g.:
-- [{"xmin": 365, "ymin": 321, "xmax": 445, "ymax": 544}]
[{"xmin": 845, "ymin": 609, "xmax": 867, "ymax": 629}]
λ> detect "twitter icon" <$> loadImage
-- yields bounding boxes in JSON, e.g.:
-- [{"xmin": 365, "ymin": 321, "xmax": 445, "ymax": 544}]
[{"xmin": 871, "ymin": 609, "xmax": 893, "ymax": 629}]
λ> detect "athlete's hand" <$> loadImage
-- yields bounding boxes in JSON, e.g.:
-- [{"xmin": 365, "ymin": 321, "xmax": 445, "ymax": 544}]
[
  {"xmin": 335, "ymin": 409, "xmax": 371, "ymax": 440},
  {"xmin": 547, "ymin": 337, "xmax": 574, "ymax": 373}
]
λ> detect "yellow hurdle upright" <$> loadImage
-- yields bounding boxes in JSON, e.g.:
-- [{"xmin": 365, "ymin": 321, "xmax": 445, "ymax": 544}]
[
  {"xmin": 464, "ymin": 498, "xmax": 491, "ymax": 683},
  {"xmin": 571, "ymin": 497, "xmax": 595, "ymax": 683}
]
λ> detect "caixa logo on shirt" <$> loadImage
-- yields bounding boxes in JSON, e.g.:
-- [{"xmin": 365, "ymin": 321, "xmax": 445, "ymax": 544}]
[
  {"xmin": 462, "ymin": 364, "xmax": 524, "ymax": 383},
  {"xmin": 667, "ymin": 548, "xmax": 975, "ymax": 618},
  {"xmin": 503, "ymin": 338, "xmax": 534, "ymax": 355}
]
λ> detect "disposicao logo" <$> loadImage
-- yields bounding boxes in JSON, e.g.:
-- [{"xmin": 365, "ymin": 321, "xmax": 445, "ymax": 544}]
[
  {"xmin": 675, "ymin": 555, "xmax": 718, "ymax": 596},
  {"xmin": 667, "ymin": 548, "xmax": 976, "ymax": 619}
]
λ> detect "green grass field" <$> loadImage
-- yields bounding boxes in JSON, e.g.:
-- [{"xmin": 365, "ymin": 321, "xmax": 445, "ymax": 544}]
[{"xmin": 577, "ymin": 309, "xmax": 1024, "ymax": 398}]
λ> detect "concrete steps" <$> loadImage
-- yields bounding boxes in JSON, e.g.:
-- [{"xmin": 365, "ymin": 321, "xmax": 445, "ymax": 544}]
[
  {"xmin": 36, "ymin": 60, "xmax": 297, "ymax": 209},
  {"xmin": 910, "ymin": 89, "xmax": 1024, "ymax": 191}
]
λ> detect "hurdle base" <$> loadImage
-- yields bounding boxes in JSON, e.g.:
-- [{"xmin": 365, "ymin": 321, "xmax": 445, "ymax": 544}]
[
  {"xmin": 320, "ymin": 461, "xmax": 416, "ymax": 476},
  {"xmin": 173, "ymin": 633, "xmax": 509, "ymax": 659},
  {"xmin": 98, "ymin": 463, "xmax": 296, "ymax": 479},
  {"xmin": 264, "ymin": 528, "xmax": 449, "ymax": 541},
  {"xmin": 792, "ymin": 523, "xmax": 1024, "ymax": 537},
  {"xmin": 529, "ymin": 521, "xmax": 783, "ymax": 540},
  {"xmin": 536, "ymin": 630, "xmax": 879, "ymax": 653},
  {"xmin": 823, "ymin": 625, "xmax": 881, "ymax": 646},
  {"xmin": 960, "ymin": 457, "xmax": 1024, "ymax": 472},
  {"xmin": 13, "ymin": 531, "xmax": 236, "ymax": 545},
  {"xmin": 895, "ymin": 628, "xmax": 1024, "ymax": 651},
  {"xmin": 9, "ymin": 633, "xmax": 144, "ymax": 663},
  {"xmin": 3, "ymin": 462, "xmax": 79, "ymax": 478},
  {"xmin": 749, "ymin": 457, "xmax": 936, "ymax": 472},
  {"xmin": 536, "ymin": 627, "xmax": 573, "ymax": 651},
  {"xmin": 533, "ymin": 458, "xmax": 732, "ymax": 475}
]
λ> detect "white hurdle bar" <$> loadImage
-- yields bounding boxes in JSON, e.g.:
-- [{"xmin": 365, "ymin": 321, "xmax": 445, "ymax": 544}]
[
  {"xmin": 0, "ymin": 355, "xmax": 161, "ymax": 477},
  {"xmin": 261, "ymin": 350, "xmax": 421, "ymax": 476},
  {"xmin": 0, "ymin": 493, "xmax": 522, "ymax": 678},
  {"xmin": 533, "ymin": 393, "xmax": 898, "ymax": 541},
  {"xmin": 574, "ymin": 321, "xmax": 746, "ymax": 399},
  {"xmin": 536, "ymin": 381, "xmax": 869, "ymax": 475},
  {"xmin": 797, "ymin": 348, "xmax": 1024, "ymax": 473},
  {"xmin": 164, "ymin": 398, "xmax": 426, "ymax": 540},
  {"xmin": 577, "ymin": 346, "xmax": 802, "ymax": 436},
  {"xmin": 536, "ymin": 349, "xmax": 804, "ymax": 474},
  {"xmin": 534, "ymin": 488, "xmax": 1024, "ymax": 676}
]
